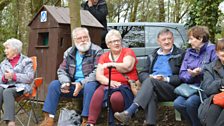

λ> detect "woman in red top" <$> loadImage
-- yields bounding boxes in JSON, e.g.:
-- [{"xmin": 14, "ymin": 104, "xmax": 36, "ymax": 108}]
[{"xmin": 86, "ymin": 29, "xmax": 138, "ymax": 126}]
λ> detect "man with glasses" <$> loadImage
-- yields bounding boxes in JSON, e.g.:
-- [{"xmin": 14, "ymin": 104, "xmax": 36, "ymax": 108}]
[
  {"xmin": 39, "ymin": 27, "xmax": 103, "ymax": 126},
  {"xmin": 114, "ymin": 28, "xmax": 185, "ymax": 125}
]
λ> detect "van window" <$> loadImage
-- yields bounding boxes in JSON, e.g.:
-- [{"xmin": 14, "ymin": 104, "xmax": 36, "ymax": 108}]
[
  {"xmin": 145, "ymin": 26, "xmax": 185, "ymax": 48},
  {"xmin": 108, "ymin": 26, "xmax": 145, "ymax": 48}
]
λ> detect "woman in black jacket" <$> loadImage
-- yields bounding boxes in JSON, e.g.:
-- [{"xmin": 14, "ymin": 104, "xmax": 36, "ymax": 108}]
[{"xmin": 200, "ymin": 38, "xmax": 224, "ymax": 126}]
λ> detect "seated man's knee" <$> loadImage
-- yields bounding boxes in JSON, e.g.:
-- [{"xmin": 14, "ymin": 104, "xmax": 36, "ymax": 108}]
[
  {"xmin": 143, "ymin": 77, "xmax": 151, "ymax": 83},
  {"xmin": 48, "ymin": 80, "xmax": 61, "ymax": 91},
  {"xmin": 84, "ymin": 81, "xmax": 98, "ymax": 92},
  {"xmin": 142, "ymin": 78, "xmax": 154, "ymax": 86}
]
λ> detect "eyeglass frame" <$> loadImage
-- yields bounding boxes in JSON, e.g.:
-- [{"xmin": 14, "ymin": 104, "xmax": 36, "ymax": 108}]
[
  {"xmin": 107, "ymin": 39, "xmax": 121, "ymax": 44},
  {"xmin": 75, "ymin": 35, "xmax": 89, "ymax": 41}
]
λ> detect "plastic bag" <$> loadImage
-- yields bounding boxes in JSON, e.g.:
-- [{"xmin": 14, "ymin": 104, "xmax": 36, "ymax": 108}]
[
  {"xmin": 57, "ymin": 108, "xmax": 81, "ymax": 126},
  {"xmin": 213, "ymin": 92, "xmax": 224, "ymax": 108}
]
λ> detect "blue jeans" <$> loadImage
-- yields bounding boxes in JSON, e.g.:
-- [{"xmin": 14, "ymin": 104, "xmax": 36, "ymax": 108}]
[
  {"xmin": 42, "ymin": 80, "xmax": 98, "ymax": 117},
  {"xmin": 174, "ymin": 95, "xmax": 202, "ymax": 126}
]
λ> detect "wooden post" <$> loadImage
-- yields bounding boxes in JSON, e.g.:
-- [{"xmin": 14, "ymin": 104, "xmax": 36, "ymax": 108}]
[
  {"xmin": 69, "ymin": 0, "xmax": 81, "ymax": 45},
  {"xmin": 67, "ymin": 0, "xmax": 82, "ymax": 111}
]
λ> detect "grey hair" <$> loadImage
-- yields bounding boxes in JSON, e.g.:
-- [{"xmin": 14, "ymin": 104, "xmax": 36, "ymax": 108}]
[
  {"xmin": 3, "ymin": 38, "xmax": 23, "ymax": 53},
  {"xmin": 105, "ymin": 29, "xmax": 122, "ymax": 44},
  {"xmin": 72, "ymin": 27, "xmax": 90, "ymax": 41},
  {"xmin": 157, "ymin": 28, "xmax": 173, "ymax": 38}
]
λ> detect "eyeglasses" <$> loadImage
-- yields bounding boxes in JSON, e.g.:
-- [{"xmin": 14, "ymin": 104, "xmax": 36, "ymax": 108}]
[
  {"xmin": 75, "ymin": 36, "xmax": 89, "ymax": 41},
  {"xmin": 107, "ymin": 39, "xmax": 121, "ymax": 44}
]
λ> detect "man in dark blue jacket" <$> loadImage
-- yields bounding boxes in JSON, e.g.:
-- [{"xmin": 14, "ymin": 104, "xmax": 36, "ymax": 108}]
[{"xmin": 114, "ymin": 28, "xmax": 185, "ymax": 126}]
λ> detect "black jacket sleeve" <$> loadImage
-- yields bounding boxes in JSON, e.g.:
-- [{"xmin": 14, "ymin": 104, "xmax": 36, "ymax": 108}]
[
  {"xmin": 139, "ymin": 55, "xmax": 151, "ymax": 83},
  {"xmin": 82, "ymin": 1, "xmax": 108, "ymax": 28},
  {"xmin": 201, "ymin": 64, "xmax": 223, "ymax": 96}
]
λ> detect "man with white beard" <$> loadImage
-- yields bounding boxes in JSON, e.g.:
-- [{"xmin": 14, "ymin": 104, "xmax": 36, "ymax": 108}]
[{"xmin": 39, "ymin": 27, "xmax": 103, "ymax": 126}]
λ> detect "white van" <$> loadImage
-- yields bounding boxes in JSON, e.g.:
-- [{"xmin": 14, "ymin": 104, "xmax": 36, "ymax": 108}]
[{"xmin": 107, "ymin": 22, "xmax": 188, "ymax": 70}]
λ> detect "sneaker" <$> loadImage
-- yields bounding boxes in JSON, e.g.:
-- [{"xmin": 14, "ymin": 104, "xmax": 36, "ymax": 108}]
[{"xmin": 114, "ymin": 111, "xmax": 131, "ymax": 124}]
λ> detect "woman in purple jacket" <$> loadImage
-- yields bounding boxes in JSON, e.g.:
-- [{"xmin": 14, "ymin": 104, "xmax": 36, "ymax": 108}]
[{"xmin": 173, "ymin": 26, "xmax": 217, "ymax": 126}]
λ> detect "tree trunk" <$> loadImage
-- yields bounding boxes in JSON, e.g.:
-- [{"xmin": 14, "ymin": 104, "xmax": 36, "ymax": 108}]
[
  {"xmin": 16, "ymin": 0, "xmax": 32, "ymax": 53},
  {"xmin": 31, "ymin": 0, "xmax": 43, "ymax": 15},
  {"xmin": 130, "ymin": 0, "xmax": 139, "ymax": 22},
  {"xmin": 173, "ymin": 0, "xmax": 180, "ymax": 23},
  {"xmin": 69, "ymin": 0, "xmax": 81, "ymax": 35},
  {"xmin": 158, "ymin": 0, "xmax": 165, "ymax": 21}
]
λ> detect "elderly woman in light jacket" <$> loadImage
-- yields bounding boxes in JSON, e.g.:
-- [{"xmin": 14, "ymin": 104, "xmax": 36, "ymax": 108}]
[{"xmin": 0, "ymin": 38, "xmax": 34, "ymax": 126}]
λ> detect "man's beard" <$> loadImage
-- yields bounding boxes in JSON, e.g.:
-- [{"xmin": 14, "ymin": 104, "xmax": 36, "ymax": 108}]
[{"xmin": 75, "ymin": 41, "xmax": 91, "ymax": 52}]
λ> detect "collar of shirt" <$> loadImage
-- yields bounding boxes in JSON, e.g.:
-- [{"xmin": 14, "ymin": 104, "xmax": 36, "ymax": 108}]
[
  {"xmin": 9, "ymin": 54, "xmax": 21, "ymax": 67},
  {"xmin": 157, "ymin": 47, "xmax": 173, "ymax": 55}
]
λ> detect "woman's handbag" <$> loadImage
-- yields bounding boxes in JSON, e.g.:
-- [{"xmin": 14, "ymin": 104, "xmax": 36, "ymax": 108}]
[
  {"xmin": 174, "ymin": 83, "xmax": 198, "ymax": 97},
  {"xmin": 128, "ymin": 79, "xmax": 141, "ymax": 96},
  {"xmin": 213, "ymin": 92, "xmax": 224, "ymax": 108},
  {"xmin": 110, "ymin": 52, "xmax": 141, "ymax": 96},
  {"xmin": 57, "ymin": 108, "xmax": 81, "ymax": 126}
]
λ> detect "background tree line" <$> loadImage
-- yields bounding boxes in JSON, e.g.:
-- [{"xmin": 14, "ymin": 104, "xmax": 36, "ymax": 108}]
[{"xmin": 0, "ymin": 0, "xmax": 223, "ymax": 58}]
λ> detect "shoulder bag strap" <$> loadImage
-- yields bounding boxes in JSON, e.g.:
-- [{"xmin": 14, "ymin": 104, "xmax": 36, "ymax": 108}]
[{"xmin": 110, "ymin": 52, "xmax": 131, "ymax": 81}]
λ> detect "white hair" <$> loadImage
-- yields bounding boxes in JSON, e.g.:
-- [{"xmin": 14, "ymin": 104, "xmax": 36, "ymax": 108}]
[
  {"xmin": 105, "ymin": 29, "xmax": 122, "ymax": 44},
  {"xmin": 3, "ymin": 38, "xmax": 23, "ymax": 53},
  {"xmin": 72, "ymin": 27, "xmax": 90, "ymax": 41}
]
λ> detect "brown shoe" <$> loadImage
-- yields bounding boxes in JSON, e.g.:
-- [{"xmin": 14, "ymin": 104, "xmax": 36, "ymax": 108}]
[
  {"xmin": 39, "ymin": 116, "xmax": 54, "ymax": 126},
  {"xmin": 81, "ymin": 117, "xmax": 87, "ymax": 126},
  {"xmin": 43, "ymin": 112, "xmax": 49, "ymax": 121}
]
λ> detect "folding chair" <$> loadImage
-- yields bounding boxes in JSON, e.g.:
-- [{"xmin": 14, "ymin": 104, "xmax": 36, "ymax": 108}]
[{"xmin": 15, "ymin": 56, "xmax": 43, "ymax": 126}]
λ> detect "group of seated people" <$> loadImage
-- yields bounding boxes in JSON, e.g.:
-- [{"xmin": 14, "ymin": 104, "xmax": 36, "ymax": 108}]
[{"xmin": 0, "ymin": 26, "xmax": 223, "ymax": 126}]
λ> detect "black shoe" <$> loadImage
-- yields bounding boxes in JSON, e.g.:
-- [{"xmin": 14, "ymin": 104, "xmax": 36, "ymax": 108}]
[{"xmin": 114, "ymin": 111, "xmax": 131, "ymax": 124}]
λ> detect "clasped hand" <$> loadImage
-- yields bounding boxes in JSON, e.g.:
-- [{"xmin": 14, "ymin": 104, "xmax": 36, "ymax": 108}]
[
  {"xmin": 102, "ymin": 62, "xmax": 115, "ymax": 69},
  {"xmin": 187, "ymin": 67, "xmax": 201, "ymax": 77},
  {"xmin": 4, "ymin": 70, "xmax": 13, "ymax": 80},
  {"xmin": 110, "ymin": 80, "xmax": 121, "ymax": 88},
  {"xmin": 149, "ymin": 75, "xmax": 165, "ymax": 81},
  {"xmin": 60, "ymin": 82, "xmax": 83, "ymax": 96}
]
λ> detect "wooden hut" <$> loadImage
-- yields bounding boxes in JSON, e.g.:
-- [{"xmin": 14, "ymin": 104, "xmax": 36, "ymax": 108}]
[{"xmin": 28, "ymin": 5, "xmax": 104, "ymax": 100}]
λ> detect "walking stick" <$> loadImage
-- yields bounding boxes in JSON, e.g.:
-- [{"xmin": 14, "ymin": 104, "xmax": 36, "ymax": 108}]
[{"xmin": 107, "ymin": 66, "xmax": 113, "ymax": 126}]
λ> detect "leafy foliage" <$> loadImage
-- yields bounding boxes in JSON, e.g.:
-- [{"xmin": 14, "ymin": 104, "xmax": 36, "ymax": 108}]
[
  {"xmin": 186, "ymin": 0, "xmax": 223, "ymax": 43},
  {"xmin": 0, "ymin": 0, "xmax": 223, "ymax": 62}
]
